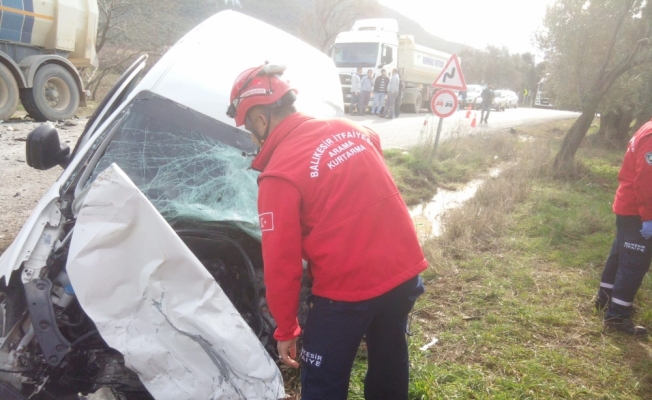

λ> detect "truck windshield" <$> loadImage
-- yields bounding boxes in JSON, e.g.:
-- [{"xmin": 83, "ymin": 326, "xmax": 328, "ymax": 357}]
[{"xmin": 332, "ymin": 43, "xmax": 379, "ymax": 67}]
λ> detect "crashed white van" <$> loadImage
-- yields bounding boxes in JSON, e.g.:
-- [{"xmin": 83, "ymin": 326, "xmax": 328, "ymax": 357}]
[{"xmin": 0, "ymin": 11, "xmax": 342, "ymax": 400}]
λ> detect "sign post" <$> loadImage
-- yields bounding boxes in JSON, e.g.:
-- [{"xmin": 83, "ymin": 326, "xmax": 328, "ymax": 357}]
[
  {"xmin": 430, "ymin": 89, "xmax": 458, "ymax": 155},
  {"xmin": 430, "ymin": 54, "xmax": 467, "ymax": 156}
]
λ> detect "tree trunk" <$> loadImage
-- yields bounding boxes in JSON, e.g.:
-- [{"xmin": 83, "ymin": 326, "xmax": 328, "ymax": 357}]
[
  {"xmin": 593, "ymin": 108, "xmax": 632, "ymax": 148},
  {"xmin": 553, "ymin": 104, "xmax": 598, "ymax": 171},
  {"xmin": 595, "ymin": 110, "xmax": 616, "ymax": 138},
  {"xmin": 612, "ymin": 109, "xmax": 634, "ymax": 146}
]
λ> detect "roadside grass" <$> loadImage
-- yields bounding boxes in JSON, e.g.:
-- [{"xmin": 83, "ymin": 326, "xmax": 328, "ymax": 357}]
[
  {"xmin": 384, "ymin": 123, "xmax": 520, "ymax": 206},
  {"xmin": 347, "ymin": 119, "xmax": 652, "ymax": 399}
]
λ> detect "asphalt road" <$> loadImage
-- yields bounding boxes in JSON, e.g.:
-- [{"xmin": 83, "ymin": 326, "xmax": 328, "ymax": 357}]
[{"xmin": 345, "ymin": 107, "xmax": 580, "ymax": 149}]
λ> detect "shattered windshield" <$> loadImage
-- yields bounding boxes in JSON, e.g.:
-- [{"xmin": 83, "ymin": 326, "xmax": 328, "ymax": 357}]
[
  {"xmin": 332, "ymin": 43, "xmax": 379, "ymax": 67},
  {"xmin": 87, "ymin": 92, "xmax": 261, "ymax": 239}
]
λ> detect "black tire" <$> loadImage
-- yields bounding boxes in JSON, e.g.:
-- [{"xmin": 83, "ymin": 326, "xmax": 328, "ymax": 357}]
[
  {"xmin": 0, "ymin": 63, "xmax": 19, "ymax": 121},
  {"xmin": 22, "ymin": 64, "xmax": 80, "ymax": 122}
]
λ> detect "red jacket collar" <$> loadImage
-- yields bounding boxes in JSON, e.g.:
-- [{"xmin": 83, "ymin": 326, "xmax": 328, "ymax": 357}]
[{"xmin": 251, "ymin": 112, "xmax": 314, "ymax": 172}]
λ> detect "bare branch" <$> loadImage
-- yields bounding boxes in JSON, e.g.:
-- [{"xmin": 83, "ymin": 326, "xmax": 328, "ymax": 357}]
[{"xmin": 595, "ymin": 0, "xmax": 636, "ymax": 85}]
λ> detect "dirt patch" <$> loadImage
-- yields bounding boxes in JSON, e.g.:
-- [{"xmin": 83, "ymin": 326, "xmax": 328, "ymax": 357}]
[{"xmin": 0, "ymin": 118, "xmax": 86, "ymax": 253}]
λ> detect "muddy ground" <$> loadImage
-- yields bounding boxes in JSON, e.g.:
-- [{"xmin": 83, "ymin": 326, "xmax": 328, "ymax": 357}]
[{"xmin": 0, "ymin": 116, "xmax": 87, "ymax": 253}]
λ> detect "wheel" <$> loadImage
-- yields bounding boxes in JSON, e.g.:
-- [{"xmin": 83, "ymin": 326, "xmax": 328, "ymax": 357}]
[
  {"xmin": 0, "ymin": 63, "xmax": 19, "ymax": 121},
  {"xmin": 22, "ymin": 64, "xmax": 80, "ymax": 121},
  {"xmin": 409, "ymin": 93, "xmax": 422, "ymax": 113}
]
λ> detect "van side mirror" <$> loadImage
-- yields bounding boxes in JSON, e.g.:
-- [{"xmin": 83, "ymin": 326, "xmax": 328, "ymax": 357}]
[{"xmin": 26, "ymin": 123, "xmax": 71, "ymax": 170}]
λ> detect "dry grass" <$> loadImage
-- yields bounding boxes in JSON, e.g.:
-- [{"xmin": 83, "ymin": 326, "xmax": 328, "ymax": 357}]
[
  {"xmin": 349, "ymin": 118, "xmax": 652, "ymax": 399},
  {"xmin": 385, "ymin": 129, "xmax": 521, "ymax": 207},
  {"xmin": 426, "ymin": 141, "xmax": 552, "ymax": 276}
]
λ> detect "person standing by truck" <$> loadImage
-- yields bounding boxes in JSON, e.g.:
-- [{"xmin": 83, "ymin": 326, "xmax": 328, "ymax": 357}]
[
  {"xmin": 385, "ymin": 68, "xmax": 400, "ymax": 119},
  {"xmin": 371, "ymin": 69, "xmax": 389, "ymax": 116},
  {"xmin": 349, "ymin": 67, "xmax": 362, "ymax": 115},
  {"xmin": 480, "ymin": 83, "xmax": 495, "ymax": 123},
  {"xmin": 226, "ymin": 64, "xmax": 427, "ymax": 400},
  {"xmin": 358, "ymin": 69, "xmax": 374, "ymax": 116},
  {"xmin": 395, "ymin": 75, "xmax": 405, "ymax": 118}
]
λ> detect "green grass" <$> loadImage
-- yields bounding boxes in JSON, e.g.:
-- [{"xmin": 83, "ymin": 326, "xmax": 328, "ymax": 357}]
[
  {"xmin": 384, "ymin": 130, "xmax": 519, "ymax": 206},
  {"xmin": 346, "ymin": 120, "xmax": 652, "ymax": 399}
]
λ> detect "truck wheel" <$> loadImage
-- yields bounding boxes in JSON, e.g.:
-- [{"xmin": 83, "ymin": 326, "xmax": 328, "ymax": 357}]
[
  {"xmin": 0, "ymin": 63, "xmax": 19, "ymax": 121},
  {"xmin": 410, "ymin": 93, "xmax": 422, "ymax": 113},
  {"xmin": 22, "ymin": 64, "xmax": 79, "ymax": 121}
]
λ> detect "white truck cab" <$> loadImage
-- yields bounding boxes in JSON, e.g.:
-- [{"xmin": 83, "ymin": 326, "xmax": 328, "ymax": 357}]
[
  {"xmin": 332, "ymin": 19, "xmax": 399, "ymax": 106},
  {"xmin": 332, "ymin": 19, "xmax": 451, "ymax": 114}
]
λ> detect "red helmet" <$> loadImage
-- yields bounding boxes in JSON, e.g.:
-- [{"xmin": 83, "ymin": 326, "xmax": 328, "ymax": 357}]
[{"xmin": 226, "ymin": 64, "xmax": 297, "ymax": 127}]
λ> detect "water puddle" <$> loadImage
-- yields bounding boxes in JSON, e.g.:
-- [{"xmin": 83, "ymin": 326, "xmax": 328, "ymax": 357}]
[{"xmin": 410, "ymin": 168, "xmax": 501, "ymax": 240}]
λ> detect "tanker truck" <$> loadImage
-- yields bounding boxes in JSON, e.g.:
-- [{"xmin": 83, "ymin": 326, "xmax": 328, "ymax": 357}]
[
  {"xmin": 0, "ymin": 0, "xmax": 98, "ymax": 121},
  {"xmin": 332, "ymin": 19, "xmax": 451, "ymax": 113}
]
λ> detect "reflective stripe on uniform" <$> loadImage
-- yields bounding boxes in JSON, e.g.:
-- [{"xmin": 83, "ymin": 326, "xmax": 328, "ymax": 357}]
[
  {"xmin": 611, "ymin": 297, "xmax": 633, "ymax": 307},
  {"xmin": 600, "ymin": 282, "xmax": 615, "ymax": 289}
]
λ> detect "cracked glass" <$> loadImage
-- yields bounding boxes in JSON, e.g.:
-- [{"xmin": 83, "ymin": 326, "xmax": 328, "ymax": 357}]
[{"xmin": 87, "ymin": 92, "xmax": 261, "ymax": 239}]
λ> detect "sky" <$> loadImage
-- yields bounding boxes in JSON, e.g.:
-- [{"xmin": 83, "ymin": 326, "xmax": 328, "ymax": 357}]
[{"xmin": 377, "ymin": 0, "xmax": 556, "ymax": 57}]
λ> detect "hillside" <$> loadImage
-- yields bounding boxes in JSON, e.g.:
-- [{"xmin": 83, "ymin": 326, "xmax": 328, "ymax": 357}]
[
  {"xmin": 378, "ymin": 4, "xmax": 470, "ymax": 54},
  {"xmin": 222, "ymin": 0, "xmax": 470, "ymax": 54}
]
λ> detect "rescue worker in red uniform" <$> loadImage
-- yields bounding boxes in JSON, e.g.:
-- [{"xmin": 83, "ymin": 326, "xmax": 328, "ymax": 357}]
[
  {"xmin": 227, "ymin": 64, "xmax": 427, "ymax": 399},
  {"xmin": 596, "ymin": 120, "xmax": 652, "ymax": 336}
]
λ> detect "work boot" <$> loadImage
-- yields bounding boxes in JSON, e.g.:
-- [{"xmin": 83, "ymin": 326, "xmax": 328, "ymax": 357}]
[
  {"xmin": 594, "ymin": 297, "xmax": 608, "ymax": 313},
  {"xmin": 604, "ymin": 318, "xmax": 648, "ymax": 336}
]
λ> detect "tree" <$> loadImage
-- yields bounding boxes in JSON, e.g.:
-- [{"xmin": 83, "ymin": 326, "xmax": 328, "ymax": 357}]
[
  {"xmin": 299, "ymin": 0, "xmax": 381, "ymax": 52},
  {"xmin": 86, "ymin": 0, "xmax": 219, "ymax": 99},
  {"xmin": 538, "ymin": 0, "xmax": 652, "ymax": 170},
  {"xmin": 458, "ymin": 46, "xmax": 542, "ymax": 97},
  {"xmin": 582, "ymin": 58, "xmax": 652, "ymax": 148}
]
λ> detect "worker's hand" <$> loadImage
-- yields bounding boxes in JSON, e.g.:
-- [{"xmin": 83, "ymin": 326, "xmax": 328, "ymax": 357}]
[
  {"xmin": 277, "ymin": 337, "xmax": 300, "ymax": 369},
  {"xmin": 641, "ymin": 220, "xmax": 652, "ymax": 240}
]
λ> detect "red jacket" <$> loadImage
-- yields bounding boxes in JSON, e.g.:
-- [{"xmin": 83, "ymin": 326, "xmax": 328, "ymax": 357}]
[
  {"xmin": 251, "ymin": 113, "xmax": 427, "ymax": 341},
  {"xmin": 613, "ymin": 120, "xmax": 652, "ymax": 220}
]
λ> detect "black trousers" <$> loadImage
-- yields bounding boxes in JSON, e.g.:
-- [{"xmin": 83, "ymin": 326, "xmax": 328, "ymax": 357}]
[
  {"xmin": 300, "ymin": 275, "xmax": 424, "ymax": 400},
  {"xmin": 598, "ymin": 215, "xmax": 652, "ymax": 319}
]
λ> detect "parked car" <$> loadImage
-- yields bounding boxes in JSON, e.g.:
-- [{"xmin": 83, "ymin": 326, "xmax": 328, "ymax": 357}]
[
  {"xmin": 0, "ymin": 10, "xmax": 343, "ymax": 400},
  {"xmin": 458, "ymin": 84, "xmax": 482, "ymax": 109},
  {"xmin": 503, "ymin": 90, "xmax": 519, "ymax": 108},
  {"xmin": 492, "ymin": 90, "xmax": 508, "ymax": 111}
]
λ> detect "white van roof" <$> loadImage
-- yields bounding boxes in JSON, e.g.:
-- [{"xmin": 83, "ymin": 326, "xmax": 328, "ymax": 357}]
[{"xmin": 132, "ymin": 10, "xmax": 344, "ymax": 128}]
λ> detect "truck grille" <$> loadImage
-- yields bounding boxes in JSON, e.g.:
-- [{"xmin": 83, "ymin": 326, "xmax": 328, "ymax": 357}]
[{"xmin": 339, "ymin": 74, "xmax": 351, "ymax": 85}]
